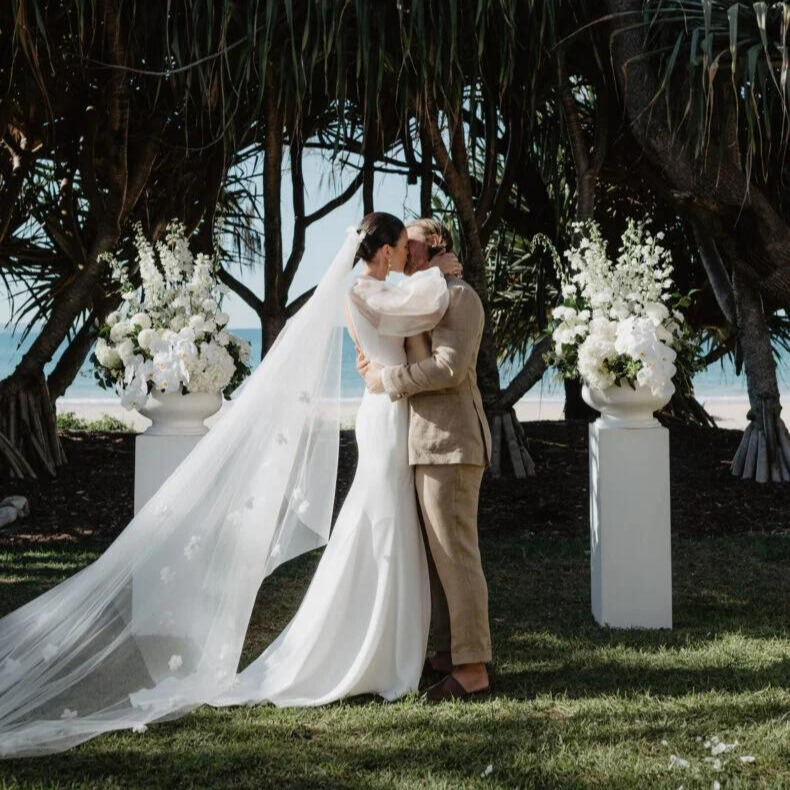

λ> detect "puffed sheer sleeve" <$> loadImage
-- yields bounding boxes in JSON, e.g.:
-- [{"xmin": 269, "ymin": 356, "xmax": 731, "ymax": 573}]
[{"xmin": 348, "ymin": 267, "xmax": 450, "ymax": 337}]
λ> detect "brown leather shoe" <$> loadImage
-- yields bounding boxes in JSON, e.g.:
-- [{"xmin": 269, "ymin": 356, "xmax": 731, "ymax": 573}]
[
  {"xmin": 419, "ymin": 657, "xmax": 448, "ymax": 689},
  {"xmin": 423, "ymin": 674, "xmax": 491, "ymax": 703}
]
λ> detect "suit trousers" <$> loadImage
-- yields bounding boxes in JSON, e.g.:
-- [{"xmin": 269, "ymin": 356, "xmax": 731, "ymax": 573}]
[{"xmin": 415, "ymin": 463, "xmax": 492, "ymax": 665}]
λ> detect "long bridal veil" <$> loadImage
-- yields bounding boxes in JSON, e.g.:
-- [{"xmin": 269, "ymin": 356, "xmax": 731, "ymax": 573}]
[{"xmin": 0, "ymin": 228, "xmax": 364, "ymax": 758}]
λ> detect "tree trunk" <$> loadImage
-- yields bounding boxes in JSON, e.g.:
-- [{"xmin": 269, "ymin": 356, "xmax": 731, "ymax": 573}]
[
  {"xmin": 47, "ymin": 291, "xmax": 122, "ymax": 401},
  {"xmin": 0, "ymin": 254, "xmax": 110, "ymax": 477},
  {"xmin": 730, "ymin": 271, "xmax": 790, "ymax": 482},
  {"xmin": 423, "ymin": 99, "xmax": 533, "ymax": 476},
  {"xmin": 0, "ymin": 371, "xmax": 66, "ymax": 479}
]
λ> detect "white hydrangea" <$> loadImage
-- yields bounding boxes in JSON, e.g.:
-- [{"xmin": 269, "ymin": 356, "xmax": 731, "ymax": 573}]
[
  {"xmin": 95, "ymin": 338, "xmax": 123, "ymax": 369},
  {"xmin": 186, "ymin": 341, "xmax": 235, "ymax": 393},
  {"xmin": 137, "ymin": 328, "xmax": 160, "ymax": 351},
  {"xmin": 130, "ymin": 312, "xmax": 152, "ymax": 330},
  {"xmin": 109, "ymin": 321, "xmax": 132, "ymax": 343}
]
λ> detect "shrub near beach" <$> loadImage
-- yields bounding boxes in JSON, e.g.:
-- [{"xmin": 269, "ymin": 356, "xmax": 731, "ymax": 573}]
[{"xmin": 91, "ymin": 221, "xmax": 253, "ymax": 410}]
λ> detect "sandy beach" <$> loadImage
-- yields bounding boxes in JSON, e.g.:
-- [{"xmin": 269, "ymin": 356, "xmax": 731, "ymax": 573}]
[{"xmin": 56, "ymin": 393, "xmax": 777, "ymax": 432}]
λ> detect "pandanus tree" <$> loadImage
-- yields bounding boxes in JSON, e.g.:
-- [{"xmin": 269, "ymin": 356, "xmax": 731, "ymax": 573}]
[
  {"xmin": 599, "ymin": 0, "xmax": 790, "ymax": 482},
  {"xmin": 0, "ymin": 0, "xmax": 262, "ymax": 478}
]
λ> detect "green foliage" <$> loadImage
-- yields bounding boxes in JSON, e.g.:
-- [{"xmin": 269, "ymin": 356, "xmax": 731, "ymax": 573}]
[
  {"xmin": 56, "ymin": 412, "xmax": 132, "ymax": 433},
  {"xmin": 640, "ymin": 1, "xmax": 790, "ymax": 192},
  {"xmin": 486, "ymin": 231, "xmax": 562, "ymax": 363}
]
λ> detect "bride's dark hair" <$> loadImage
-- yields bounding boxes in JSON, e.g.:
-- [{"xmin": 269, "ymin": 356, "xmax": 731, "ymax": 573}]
[{"xmin": 354, "ymin": 212, "xmax": 405, "ymax": 263}]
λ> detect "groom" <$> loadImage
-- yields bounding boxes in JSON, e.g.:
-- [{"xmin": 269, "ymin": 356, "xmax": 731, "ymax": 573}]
[{"xmin": 358, "ymin": 218, "xmax": 493, "ymax": 702}]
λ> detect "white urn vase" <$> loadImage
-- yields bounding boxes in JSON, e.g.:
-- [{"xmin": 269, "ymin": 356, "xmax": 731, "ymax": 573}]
[
  {"xmin": 581, "ymin": 381, "xmax": 672, "ymax": 429},
  {"xmin": 137, "ymin": 390, "xmax": 223, "ymax": 436}
]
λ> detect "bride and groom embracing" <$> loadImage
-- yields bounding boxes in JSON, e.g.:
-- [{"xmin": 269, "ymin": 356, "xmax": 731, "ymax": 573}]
[{"xmin": 0, "ymin": 213, "xmax": 493, "ymax": 759}]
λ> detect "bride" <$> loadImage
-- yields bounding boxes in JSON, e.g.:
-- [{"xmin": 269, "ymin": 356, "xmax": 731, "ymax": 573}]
[{"xmin": 0, "ymin": 212, "xmax": 461, "ymax": 757}]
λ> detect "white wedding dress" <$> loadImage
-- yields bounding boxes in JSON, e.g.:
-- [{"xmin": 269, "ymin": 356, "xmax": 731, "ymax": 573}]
[
  {"xmin": 212, "ymin": 273, "xmax": 446, "ymax": 706},
  {"xmin": 0, "ymin": 229, "xmax": 450, "ymax": 757}
]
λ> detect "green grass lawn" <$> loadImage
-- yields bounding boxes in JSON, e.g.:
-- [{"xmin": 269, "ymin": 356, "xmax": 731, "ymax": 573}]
[{"xmin": 1, "ymin": 530, "xmax": 788, "ymax": 789}]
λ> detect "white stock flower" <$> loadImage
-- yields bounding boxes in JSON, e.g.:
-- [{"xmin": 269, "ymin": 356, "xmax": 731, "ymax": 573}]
[{"xmin": 96, "ymin": 222, "xmax": 248, "ymax": 402}]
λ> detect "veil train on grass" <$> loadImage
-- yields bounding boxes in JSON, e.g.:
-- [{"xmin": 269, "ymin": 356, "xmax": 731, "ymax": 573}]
[{"xmin": 0, "ymin": 228, "xmax": 364, "ymax": 758}]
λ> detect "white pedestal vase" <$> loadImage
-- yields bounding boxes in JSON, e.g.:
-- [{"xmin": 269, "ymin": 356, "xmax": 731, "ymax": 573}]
[
  {"xmin": 583, "ymin": 382, "xmax": 673, "ymax": 629},
  {"xmin": 133, "ymin": 390, "xmax": 223, "ymax": 515}
]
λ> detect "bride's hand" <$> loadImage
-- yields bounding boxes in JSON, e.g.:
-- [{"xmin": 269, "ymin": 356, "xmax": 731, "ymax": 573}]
[{"xmin": 433, "ymin": 252, "xmax": 463, "ymax": 278}]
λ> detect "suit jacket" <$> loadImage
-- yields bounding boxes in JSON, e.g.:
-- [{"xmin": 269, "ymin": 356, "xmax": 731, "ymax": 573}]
[{"xmin": 381, "ymin": 275, "xmax": 493, "ymax": 466}]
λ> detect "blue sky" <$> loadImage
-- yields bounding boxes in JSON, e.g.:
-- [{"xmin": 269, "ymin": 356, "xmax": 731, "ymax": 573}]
[{"xmin": 0, "ymin": 151, "xmax": 422, "ymax": 331}]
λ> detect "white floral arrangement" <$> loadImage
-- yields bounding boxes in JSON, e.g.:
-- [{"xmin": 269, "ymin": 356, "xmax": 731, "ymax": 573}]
[
  {"xmin": 91, "ymin": 221, "xmax": 252, "ymax": 410},
  {"xmin": 547, "ymin": 220, "xmax": 696, "ymax": 399}
]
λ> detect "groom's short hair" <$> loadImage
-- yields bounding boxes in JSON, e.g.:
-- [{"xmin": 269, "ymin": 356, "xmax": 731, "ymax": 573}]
[{"xmin": 407, "ymin": 218, "xmax": 453, "ymax": 255}]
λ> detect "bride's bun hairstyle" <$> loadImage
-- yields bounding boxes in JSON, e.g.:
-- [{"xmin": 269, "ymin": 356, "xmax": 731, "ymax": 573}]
[
  {"xmin": 354, "ymin": 212, "xmax": 406, "ymax": 263},
  {"xmin": 407, "ymin": 218, "xmax": 453, "ymax": 259}
]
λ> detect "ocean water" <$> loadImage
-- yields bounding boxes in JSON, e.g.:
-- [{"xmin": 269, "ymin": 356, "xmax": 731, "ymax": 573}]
[{"xmin": 0, "ymin": 328, "xmax": 787, "ymax": 401}]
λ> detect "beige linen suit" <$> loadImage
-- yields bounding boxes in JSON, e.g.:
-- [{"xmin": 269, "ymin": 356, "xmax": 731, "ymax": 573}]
[{"xmin": 381, "ymin": 275, "xmax": 493, "ymax": 665}]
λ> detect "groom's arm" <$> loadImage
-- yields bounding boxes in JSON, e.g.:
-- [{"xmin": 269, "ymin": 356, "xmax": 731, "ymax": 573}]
[{"xmin": 380, "ymin": 284, "xmax": 483, "ymax": 401}]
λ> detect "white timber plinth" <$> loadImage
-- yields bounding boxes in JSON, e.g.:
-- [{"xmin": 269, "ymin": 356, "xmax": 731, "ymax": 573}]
[
  {"xmin": 588, "ymin": 419, "xmax": 672, "ymax": 629},
  {"xmin": 133, "ymin": 434, "xmax": 204, "ymax": 515}
]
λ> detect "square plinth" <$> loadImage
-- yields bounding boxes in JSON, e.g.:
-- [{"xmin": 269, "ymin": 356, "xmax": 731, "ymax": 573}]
[{"xmin": 589, "ymin": 420, "xmax": 672, "ymax": 629}]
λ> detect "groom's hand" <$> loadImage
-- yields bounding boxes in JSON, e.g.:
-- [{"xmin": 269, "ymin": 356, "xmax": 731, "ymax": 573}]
[
  {"xmin": 356, "ymin": 351, "xmax": 384, "ymax": 394},
  {"xmin": 432, "ymin": 251, "xmax": 463, "ymax": 278}
]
